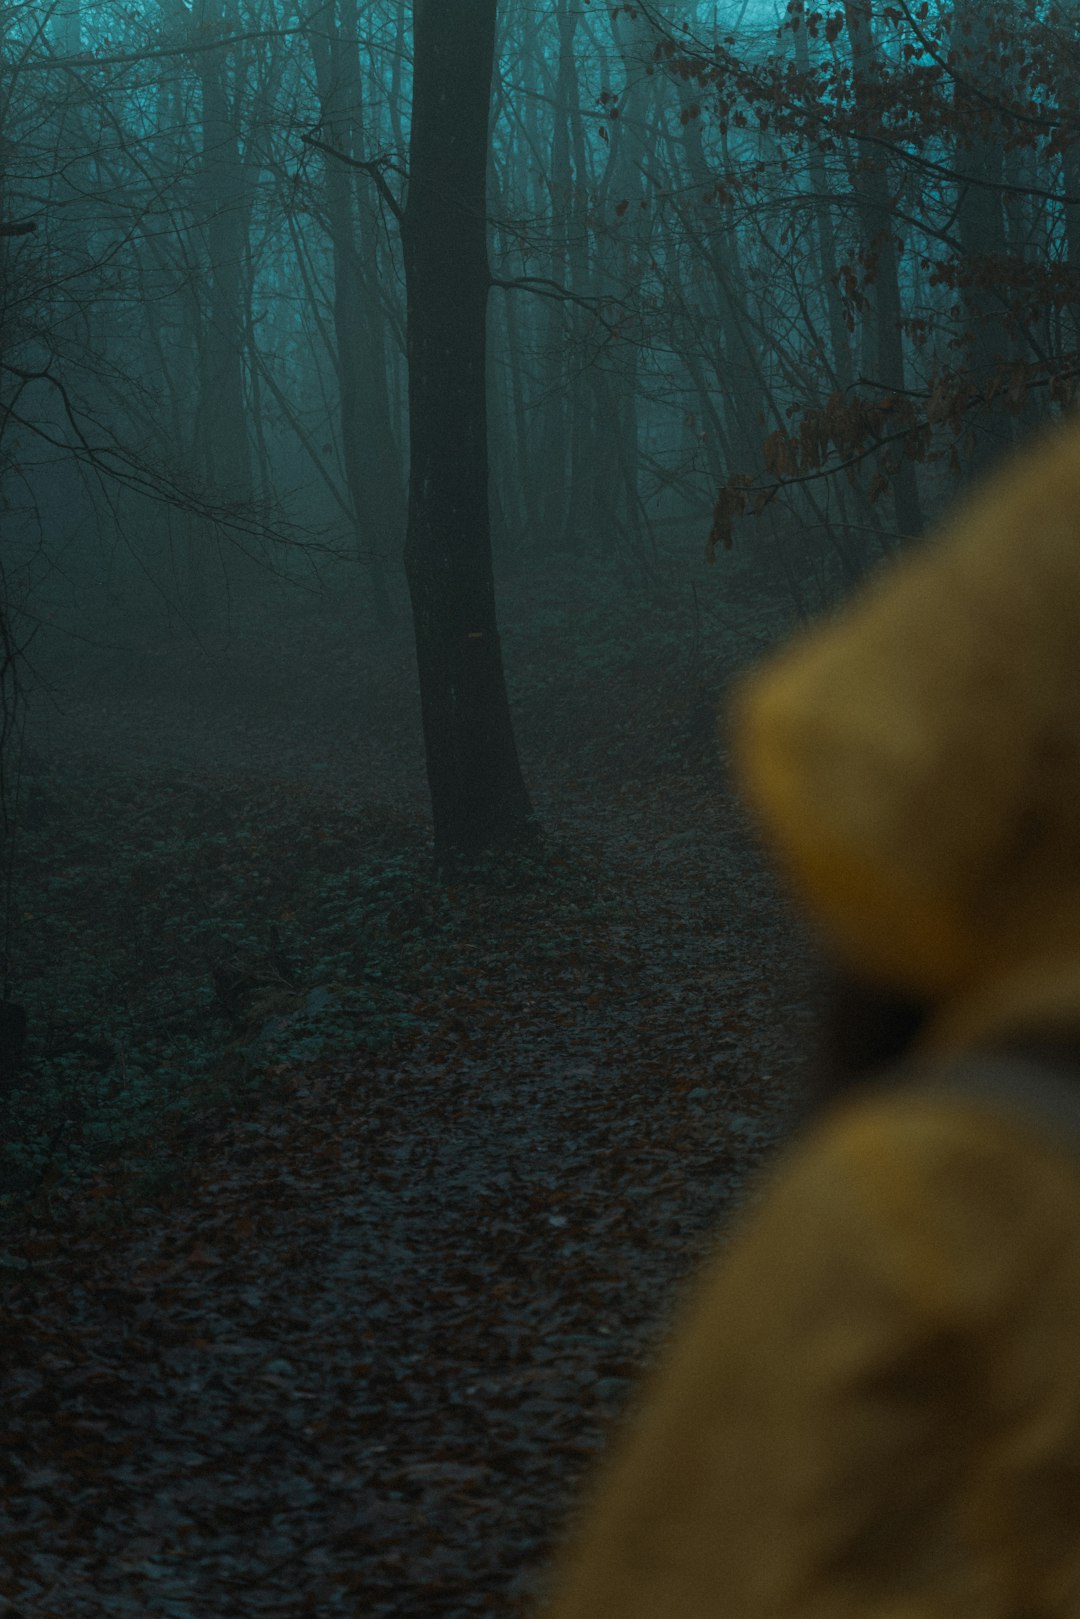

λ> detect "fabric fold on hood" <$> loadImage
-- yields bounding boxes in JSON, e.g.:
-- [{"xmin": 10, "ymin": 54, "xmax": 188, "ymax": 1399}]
[{"xmin": 729, "ymin": 417, "xmax": 1080, "ymax": 1055}]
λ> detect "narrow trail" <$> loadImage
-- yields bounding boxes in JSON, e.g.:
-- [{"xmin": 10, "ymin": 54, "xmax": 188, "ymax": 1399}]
[{"xmin": 2, "ymin": 572, "xmax": 816, "ymax": 1616}]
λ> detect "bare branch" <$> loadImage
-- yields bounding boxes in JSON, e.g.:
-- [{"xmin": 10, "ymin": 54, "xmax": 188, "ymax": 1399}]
[
  {"xmin": 490, "ymin": 274, "xmax": 622, "ymax": 329},
  {"xmin": 848, "ymin": 127, "xmax": 1080, "ymax": 209},
  {"xmin": 300, "ymin": 134, "xmax": 404, "ymax": 223},
  {"xmin": 18, "ymin": 26, "xmax": 306, "ymax": 73}
]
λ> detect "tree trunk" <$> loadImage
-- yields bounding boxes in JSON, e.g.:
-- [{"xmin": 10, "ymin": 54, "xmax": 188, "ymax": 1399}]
[
  {"xmin": 192, "ymin": 0, "xmax": 252, "ymax": 505},
  {"xmin": 553, "ymin": 0, "xmax": 595, "ymax": 555},
  {"xmin": 307, "ymin": 0, "xmax": 397, "ymax": 625},
  {"xmin": 1063, "ymin": 141, "xmax": 1080, "ymax": 366},
  {"xmin": 535, "ymin": 17, "xmax": 574, "ymax": 553},
  {"xmin": 952, "ymin": 2, "xmax": 1013, "ymax": 473},
  {"xmin": 842, "ymin": 0, "xmax": 923, "ymax": 539},
  {"xmin": 402, "ymin": 0, "xmax": 535, "ymax": 871},
  {"xmin": 793, "ymin": 0, "xmax": 854, "ymax": 393}
]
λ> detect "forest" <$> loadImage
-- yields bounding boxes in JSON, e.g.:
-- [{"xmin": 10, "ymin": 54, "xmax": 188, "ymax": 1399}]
[{"xmin": 0, "ymin": 0, "xmax": 1076, "ymax": 1611}]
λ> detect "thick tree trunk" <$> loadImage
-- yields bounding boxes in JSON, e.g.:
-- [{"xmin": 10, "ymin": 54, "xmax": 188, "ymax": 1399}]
[{"xmin": 402, "ymin": 0, "xmax": 535, "ymax": 871}]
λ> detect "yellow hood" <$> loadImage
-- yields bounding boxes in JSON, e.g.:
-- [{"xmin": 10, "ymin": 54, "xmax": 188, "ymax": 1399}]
[{"xmin": 729, "ymin": 417, "xmax": 1080, "ymax": 1053}]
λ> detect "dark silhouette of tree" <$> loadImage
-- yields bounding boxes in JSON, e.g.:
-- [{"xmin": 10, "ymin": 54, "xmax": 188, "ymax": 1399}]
[
  {"xmin": 401, "ymin": 0, "xmax": 536, "ymax": 871},
  {"xmin": 11, "ymin": 0, "xmax": 1080, "ymax": 690}
]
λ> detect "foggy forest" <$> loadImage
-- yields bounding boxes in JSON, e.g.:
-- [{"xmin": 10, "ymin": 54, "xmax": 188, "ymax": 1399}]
[{"xmin": 1, "ymin": 0, "xmax": 1076, "ymax": 1611}]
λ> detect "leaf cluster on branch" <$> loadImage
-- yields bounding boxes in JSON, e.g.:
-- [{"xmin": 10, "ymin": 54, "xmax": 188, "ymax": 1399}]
[
  {"xmin": 621, "ymin": 0, "xmax": 1080, "ymax": 557},
  {"xmin": 707, "ymin": 360, "xmax": 1079, "ymax": 561}
]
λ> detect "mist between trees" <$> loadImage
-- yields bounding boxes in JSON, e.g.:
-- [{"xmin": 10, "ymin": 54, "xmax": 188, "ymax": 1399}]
[{"xmin": 1, "ymin": 0, "xmax": 1078, "ymax": 863}]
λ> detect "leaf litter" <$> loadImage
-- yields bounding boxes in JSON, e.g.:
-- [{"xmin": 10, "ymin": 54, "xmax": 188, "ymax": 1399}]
[{"xmin": 1, "ymin": 560, "xmax": 817, "ymax": 1616}]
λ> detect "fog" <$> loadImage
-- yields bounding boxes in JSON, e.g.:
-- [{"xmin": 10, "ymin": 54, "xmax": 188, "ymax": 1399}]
[{"xmin": 0, "ymin": 0, "xmax": 1073, "ymax": 1610}]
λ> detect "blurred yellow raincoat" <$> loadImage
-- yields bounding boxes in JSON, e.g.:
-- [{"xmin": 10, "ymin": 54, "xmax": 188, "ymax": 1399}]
[{"xmin": 543, "ymin": 419, "xmax": 1080, "ymax": 1619}]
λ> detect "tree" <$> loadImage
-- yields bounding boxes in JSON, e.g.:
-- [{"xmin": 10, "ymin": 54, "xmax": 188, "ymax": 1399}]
[
  {"xmin": 648, "ymin": 0, "xmax": 1080, "ymax": 570},
  {"xmin": 401, "ymin": 0, "xmax": 535, "ymax": 871},
  {"xmin": 951, "ymin": 1, "xmax": 1016, "ymax": 473},
  {"xmin": 177, "ymin": 0, "xmax": 256, "ymax": 505},
  {"xmin": 841, "ymin": 0, "xmax": 923, "ymax": 536},
  {"xmin": 304, "ymin": 0, "xmax": 401, "ymax": 624}
]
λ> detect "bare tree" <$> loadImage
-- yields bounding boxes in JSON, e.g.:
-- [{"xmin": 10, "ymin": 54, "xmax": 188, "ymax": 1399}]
[
  {"xmin": 304, "ymin": 0, "xmax": 401, "ymax": 623},
  {"xmin": 402, "ymin": 0, "xmax": 535, "ymax": 869},
  {"xmin": 841, "ymin": 0, "xmax": 923, "ymax": 537}
]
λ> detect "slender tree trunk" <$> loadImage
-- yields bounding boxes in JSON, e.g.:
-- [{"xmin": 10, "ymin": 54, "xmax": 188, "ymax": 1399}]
[
  {"xmin": 952, "ymin": 2, "xmax": 1013, "ymax": 472},
  {"xmin": 1063, "ymin": 143, "xmax": 1080, "ymax": 366},
  {"xmin": 536, "ymin": 20, "xmax": 574, "ymax": 552},
  {"xmin": 842, "ymin": 0, "xmax": 923, "ymax": 538},
  {"xmin": 793, "ymin": 1, "xmax": 854, "ymax": 392},
  {"xmin": 402, "ymin": 0, "xmax": 535, "ymax": 870},
  {"xmin": 591, "ymin": 7, "xmax": 655, "ymax": 562},
  {"xmin": 307, "ymin": 0, "xmax": 396, "ymax": 624},
  {"xmin": 554, "ymin": 0, "xmax": 595, "ymax": 554},
  {"xmin": 1001, "ymin": 132, "xmax": 1044, "ymax": 436},
  {"xmin": 192, "ymin": 0, "xmax": 252, "ymax": 504},
  {"xmin": 496, "ymin": 271, "xmax": 536, "ymax": 552},
  {"xmin": 57, "ymin": 0, "xmax": 80, "ymax": 55}
]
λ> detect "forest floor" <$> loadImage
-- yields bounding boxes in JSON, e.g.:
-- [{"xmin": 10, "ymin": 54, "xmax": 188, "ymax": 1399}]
[{"xmin": 0, "ymin": 553, "xmax": 821, "ymax": 1617}]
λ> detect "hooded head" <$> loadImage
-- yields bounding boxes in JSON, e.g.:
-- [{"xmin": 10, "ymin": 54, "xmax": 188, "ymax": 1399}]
[{"xmin": 730, "ymin": 417, "xmax": 1080, "ymax": 1064}]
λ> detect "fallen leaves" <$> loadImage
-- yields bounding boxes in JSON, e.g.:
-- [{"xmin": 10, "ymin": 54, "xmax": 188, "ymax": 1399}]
[{"xmin": 1, "ymin": 558, "xmax": 817, "ymax": 1615}]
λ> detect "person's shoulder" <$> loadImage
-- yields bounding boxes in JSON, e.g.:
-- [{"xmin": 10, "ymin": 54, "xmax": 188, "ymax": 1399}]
[
  {"xmin": 756, "ymin": 1054, "xmax": 1080, "ymax": 1322},
  {"xmin": 817, "ymin": 1046, "xmax": 1080, "ymax": 1190}
]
